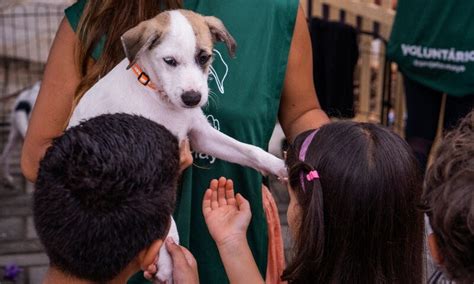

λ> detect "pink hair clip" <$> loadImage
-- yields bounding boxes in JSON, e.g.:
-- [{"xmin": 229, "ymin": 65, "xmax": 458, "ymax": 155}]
[{"xmin": 306, "ymin": 170, "xmax": 319, "ymax": 181}]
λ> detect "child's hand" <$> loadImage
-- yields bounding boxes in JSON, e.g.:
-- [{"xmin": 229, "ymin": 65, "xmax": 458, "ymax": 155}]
[
  {"xmin": 143, "ymin": 238, "xmax": 199, "ymax": 284},
  {"xmin": 179, "ymin": 139, "xmax": 193, "ymax": 173},
  {"xmin": 165, "ymin": 238, "xmax": 199, "ymax": 284},
  {"xmin": 202, "ymin": 177, "xmax": 252, "ymax": 247}
]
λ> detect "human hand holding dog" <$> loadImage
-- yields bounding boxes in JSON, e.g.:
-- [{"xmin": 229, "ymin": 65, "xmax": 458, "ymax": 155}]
[
  {"xmin": 202, "ymin": 177, "xmax": 264, "ymax": 284},
  {"xmin": 179, "ymin": 139, "xmax": 193, "ymax": 172},
  {"xmin": 143, "ymin": 238, "xmax": 199, "ymax": 284},
  {"xmin": 165, "ymin": 238, "xmax": 199, "ymax": 284}
]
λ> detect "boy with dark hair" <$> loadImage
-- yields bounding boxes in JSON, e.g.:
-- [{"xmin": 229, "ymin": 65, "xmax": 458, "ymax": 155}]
[
  {"xmin": 33, "ymin": 113, "xmax": 197, "ymax": 283},
  {"xmin": 422, "ymin": 110, "xmax": 474, "ymax": 283}
]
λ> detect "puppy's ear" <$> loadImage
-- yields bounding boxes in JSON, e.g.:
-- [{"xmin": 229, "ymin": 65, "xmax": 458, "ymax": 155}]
[
  {"xmin": 121, "ymin": 14, "xmax": 169, "ymax": 69},
  {"xmin": 204, "ymin": 16, "xmax": 237, "ymax": 58}
]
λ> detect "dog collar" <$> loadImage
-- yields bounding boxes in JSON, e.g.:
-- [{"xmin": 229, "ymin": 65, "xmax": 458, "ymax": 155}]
[{"xmin": 131, "ymin": 64, "xmax": 158, "ymax": 91}]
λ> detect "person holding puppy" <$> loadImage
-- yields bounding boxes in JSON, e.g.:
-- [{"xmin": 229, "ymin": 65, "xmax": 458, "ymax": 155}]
[
  {"xmin": 22, "ymin": 0, "xmax": 329, "ymax": 283},
  {"xmin": 34, "ymin": 113, "xmax": 199, "ymax": 284}
]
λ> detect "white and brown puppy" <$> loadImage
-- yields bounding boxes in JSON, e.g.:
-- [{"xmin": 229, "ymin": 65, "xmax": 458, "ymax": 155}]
[{"xmin": 67, "ymin": 9, "xmax": 287, "ymax": 282}]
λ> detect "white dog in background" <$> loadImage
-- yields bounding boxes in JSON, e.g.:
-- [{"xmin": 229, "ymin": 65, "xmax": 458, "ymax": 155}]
[
  {"xmin": 67, "ymin": 9, "xmax": 287, "ymax": 283},
  {"xmin": 0, "ymin": 81, "xmax": 40, "ymax": 188}
]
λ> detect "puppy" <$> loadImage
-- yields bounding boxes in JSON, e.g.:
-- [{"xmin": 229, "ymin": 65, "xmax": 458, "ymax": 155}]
[
  {"xmin": 67, "ymin": 10, "xmax": 286, "ymax": 282},
  {"xmin": 0, "ymin": 82, "xmax": 40, "ymax": 188}
]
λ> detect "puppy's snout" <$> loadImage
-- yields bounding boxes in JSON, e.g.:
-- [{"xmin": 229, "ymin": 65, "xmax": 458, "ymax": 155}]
[{"xmin": 181, "ymin": 91, "xmax": 202, "ymax": 107}]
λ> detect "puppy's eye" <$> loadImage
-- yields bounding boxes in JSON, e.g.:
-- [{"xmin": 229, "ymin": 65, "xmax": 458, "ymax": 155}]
[
  {"xmin": 197, "ymin": 54, "xmax": 211, "ymax": 65},
  {"xmin": 163, "ymin": 57, "xmax": 178, "ymax": 67}
]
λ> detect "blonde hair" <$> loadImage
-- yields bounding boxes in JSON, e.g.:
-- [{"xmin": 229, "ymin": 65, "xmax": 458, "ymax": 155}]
[{"xmin": 74, "ymin": 0, "xmax": 182, "ymax": 102}]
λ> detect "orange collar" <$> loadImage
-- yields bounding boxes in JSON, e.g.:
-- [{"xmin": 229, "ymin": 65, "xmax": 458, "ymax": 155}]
[{"xmin": 131, "ymin": 64, "xmax": 158, "ymax": 91}]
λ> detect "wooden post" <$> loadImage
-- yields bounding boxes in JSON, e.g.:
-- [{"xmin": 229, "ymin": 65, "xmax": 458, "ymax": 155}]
[
  {"xmin": 394, "ymin": 74, "xmax": 405, "ymax": 136},
  {"xmin": 371, "ymin": 1, "xmax": 388, "ymax": 122},
  {"xmin": 329, "ymin": 3, "xmax": 340, "ymax": 21},
  {"xmin": 356, "ymin": 0, "xmax": 373, "ymax": 122}
]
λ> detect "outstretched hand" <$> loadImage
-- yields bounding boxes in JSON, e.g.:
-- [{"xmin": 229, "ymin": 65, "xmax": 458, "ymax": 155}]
[{"xmin": 202, "ymin": 177, "xmax": 251, "ymax": 247}]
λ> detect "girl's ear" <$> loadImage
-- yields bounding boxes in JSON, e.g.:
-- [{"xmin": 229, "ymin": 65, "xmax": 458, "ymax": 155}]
[
  {"xmin": 138, "ymin": 239, "xmax": 164, "ymax": 270},
  {"xmin": 428, "ymin": 233, "xmax": 444, "ymax": 265}
]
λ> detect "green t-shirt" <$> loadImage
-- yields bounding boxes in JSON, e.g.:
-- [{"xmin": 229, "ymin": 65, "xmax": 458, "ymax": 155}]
[
  {"xmin": 65, "ymin": 1, "xmax": 298, "ymax": 283},
  {"xmin": 387, "ymin": 0, "xmax": 474, "ymax": 97}
]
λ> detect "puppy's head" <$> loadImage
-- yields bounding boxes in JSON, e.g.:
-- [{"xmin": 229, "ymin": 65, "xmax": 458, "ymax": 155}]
[{"xmin": 121, "ymin": 10, "xmax": 236, "ymax": 109}]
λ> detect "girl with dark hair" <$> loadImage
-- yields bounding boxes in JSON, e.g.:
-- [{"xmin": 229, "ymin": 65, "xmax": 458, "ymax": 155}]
[{"xmin": 203, "ymin": 121, "xmax": 425, "ymax": 283}]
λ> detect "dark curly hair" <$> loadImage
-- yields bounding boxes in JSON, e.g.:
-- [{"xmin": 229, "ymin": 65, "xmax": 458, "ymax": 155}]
[
  {"xmin": 282, "ymin": 121, "xmax": 424, "ymax": 284},
  {"xmin": 421, "ymin": 109, "xmax": 474, "ymax": 282},
  {"xmin": 34, "ymin": 113, "xmax": 180, "ymax": 282}
]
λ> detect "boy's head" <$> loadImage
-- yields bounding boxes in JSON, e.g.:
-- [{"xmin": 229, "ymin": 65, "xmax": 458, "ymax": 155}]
[
  {"xmin": 422, "ymin": 110, "xmax": 474, "ymax": 282},
  {"xmin": 34, "ymin": 113, "xmax": 180, "ymax": 282}
]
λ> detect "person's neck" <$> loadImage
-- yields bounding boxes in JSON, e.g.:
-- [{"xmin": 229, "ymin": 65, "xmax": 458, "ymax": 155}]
[{"xmin": 43, "ymin": 263, "xmax": 140, "ymax": 284}]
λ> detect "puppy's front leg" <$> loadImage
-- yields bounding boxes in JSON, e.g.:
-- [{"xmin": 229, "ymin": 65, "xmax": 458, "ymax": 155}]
[
  {"xmin": 154, "ymin": 216, "xmax": 179, "ymax": 283},
  {"xmin": 189, "ymin": 118, "xmax": 287, "ymax": 178}
]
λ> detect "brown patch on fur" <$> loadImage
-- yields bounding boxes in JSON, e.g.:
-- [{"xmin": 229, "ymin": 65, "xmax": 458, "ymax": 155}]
[
  {"xmin": 121, "ymin": 12, "xmax": 171, "ymax": 68},
  {"xmin": 203, "ymin": 15, "xmax": 237, "ymax": 57},
  {"xmin": 180, "ymin": 10, "xmax": 237, "ymax": 58},
  {"xmin": 179, "ymin": 10, "xmax": 214, "ymax": 55}
]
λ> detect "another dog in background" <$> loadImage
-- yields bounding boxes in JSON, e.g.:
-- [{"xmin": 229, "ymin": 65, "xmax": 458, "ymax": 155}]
[{"xmin": 0, "ymin": 81, "xmax": 40, "ymax": 188}]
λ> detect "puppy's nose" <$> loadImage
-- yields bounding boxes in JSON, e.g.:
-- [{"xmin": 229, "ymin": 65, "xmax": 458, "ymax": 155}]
[{"xmin": 181, "ymin": 91, "xmax": 202, "ymax": 107}]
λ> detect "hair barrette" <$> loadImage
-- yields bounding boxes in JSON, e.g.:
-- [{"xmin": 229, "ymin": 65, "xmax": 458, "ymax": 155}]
[{"xmin": 306, "ymin": 170, "xmax": 319, "ymax": 181}]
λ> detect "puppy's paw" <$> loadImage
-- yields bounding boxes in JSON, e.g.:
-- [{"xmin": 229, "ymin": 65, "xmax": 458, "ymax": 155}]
[
  {"xmin": 262, "ymin": 156, "xmax": 287, "ymax": 179},
  {"xmin": 154, "ymin": 217, "xmax": 180, "ymax": 283}
]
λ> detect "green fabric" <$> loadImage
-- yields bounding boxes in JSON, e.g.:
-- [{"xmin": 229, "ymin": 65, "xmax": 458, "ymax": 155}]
[
  {"xmin": 387, "ymin": 0, "xmax": 474, "ymax": 97},
  {"xmin": 65, "ymin": 1, "xmax": 298, "ymax": 283},
  {"xmin": 65, "ymin": 0, "xmax": 104, "ymax": 61}
]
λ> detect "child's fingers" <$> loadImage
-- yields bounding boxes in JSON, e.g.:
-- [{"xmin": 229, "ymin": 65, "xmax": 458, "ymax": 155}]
[
  {"xmin": 180, "ymin": 246, "xmax": 198, "ymax": 269},
  {"xmin": 143, "ymin": 263, "xmax": 157, "ymax": 280},
  {"xmin": 211, "ymin": 185, "xmax": 219, "ymax": 210},
  {"xmin": 217, "ymin": 178, "xmax": 227, "ymax": 206},
  {"xmin": 225, "ymin": 179, "xmax": 236, "ymax": 206},
  {"xmin": 218, "ymin": 176, "xmax": 227, "ymax": 188},
  {"xmin": 143, "ymin": 271, "xmax": 153, "ymax": 280},
  {"xmin": 166, "ymin": 238, "xmax": 189, "ymax": 268},
  {"xmin": 178, "ymin": 139, "xmax": 193, "ymax": 172},
  {"xmin": 209, "ymin": 179, "xmax": 218, "ymax": 191},
  {"xmin": 202, "ymin": 188, "xmax": 213, "ymax": 216},
  {"xmin": 236, "ymin": 193, "xmax": 251, "ymax": 213}
]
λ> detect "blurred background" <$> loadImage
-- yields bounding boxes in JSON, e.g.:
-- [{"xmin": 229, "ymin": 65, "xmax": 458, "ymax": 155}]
[{"xmin": 0, "ymin": 1, "xmax": 408, "ymax": 283}]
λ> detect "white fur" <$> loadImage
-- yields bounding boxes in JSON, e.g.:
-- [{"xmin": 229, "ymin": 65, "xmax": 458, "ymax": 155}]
[
  {"xmin": 139, "ymin": 11, "xmax": 209, "ymax": 110},
  {"xmin": 156, "ymin": 217, "xmax": 179, "ymax": 283},
  {"xmin": 0, "ymin": 82, "xmax": 40, "ymax": 188},
  {"xmin": 68, "ymin": 10, "xmax": 287, "ymax": 282}
]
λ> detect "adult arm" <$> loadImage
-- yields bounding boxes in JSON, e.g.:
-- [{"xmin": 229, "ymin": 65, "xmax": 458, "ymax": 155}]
[
  {"xmin": 278, "ymin": 4, "xmax": 330, "ymax": 142},
  {"xmin": 21, "ymin": 18, "xmax": 80, "ymax": 182}
]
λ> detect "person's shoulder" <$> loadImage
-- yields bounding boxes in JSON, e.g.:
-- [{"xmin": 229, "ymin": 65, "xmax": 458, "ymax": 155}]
[{"xmin": 64, "ymin": 0, "xmax": 87, "ymax": 32}]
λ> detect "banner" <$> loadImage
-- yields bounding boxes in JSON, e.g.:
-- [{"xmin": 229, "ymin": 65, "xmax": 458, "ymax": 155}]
[{"xmin": 387, "ymin": 0, "xmax": 474, "ymax": 96}]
